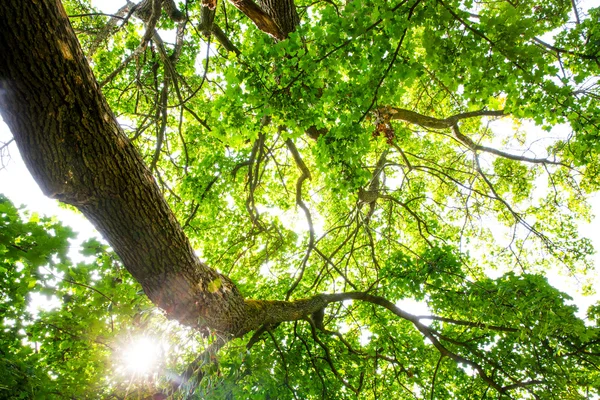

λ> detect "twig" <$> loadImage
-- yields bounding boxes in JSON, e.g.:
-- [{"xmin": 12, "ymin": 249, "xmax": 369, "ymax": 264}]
[
  {"xmin": 0, "ymin": 137, "xmax": 14, "ymax": 151},
  {"xmin": 430, "ymin": 355, "xmax": 443, "ymax": 400}
]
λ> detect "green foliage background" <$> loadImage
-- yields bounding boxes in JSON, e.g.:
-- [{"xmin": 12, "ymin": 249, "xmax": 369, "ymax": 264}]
[{"xmin": 2, "ymin": 0, "xmax": 600, "ymax": 398}]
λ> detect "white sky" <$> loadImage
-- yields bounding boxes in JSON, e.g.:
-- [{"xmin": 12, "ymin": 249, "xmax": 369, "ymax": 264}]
[
  {"xmin": 0, "ymin": 0, "xmax": 599, "ymax": 318},
  {"xmin": 0, "ymin": 122, "xmax": 98, "ymax": 247}
]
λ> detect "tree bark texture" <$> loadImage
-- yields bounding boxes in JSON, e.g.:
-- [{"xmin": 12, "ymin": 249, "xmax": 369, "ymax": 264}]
[
  {"xmin": 0, "ymin": 0, "xmax": 251, "ymax": 333},
  {"xmin": 0, "ymin": 0, "xmax": 330, "ymax": 337},
  {"xmin": 229, "ymin": 0, "xmax": 286, "ymax": 40},
  {"xmin": 229, "ymin": 0, "xmax": 299, "ymax": 40},
  {"xmin": 256, "ymin": 0, "xmax": 299, "ymax": 38}
]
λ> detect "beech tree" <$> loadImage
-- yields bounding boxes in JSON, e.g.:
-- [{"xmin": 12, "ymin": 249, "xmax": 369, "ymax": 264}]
[{"xmin": 1, "ymin": 0, "xmax": 600, "ymax": 398}]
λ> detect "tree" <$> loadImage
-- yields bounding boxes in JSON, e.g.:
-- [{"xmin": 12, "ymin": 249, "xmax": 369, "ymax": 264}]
[{"xmin": 0, "ymin": 0, "xmax": 599, "ymax": 398}]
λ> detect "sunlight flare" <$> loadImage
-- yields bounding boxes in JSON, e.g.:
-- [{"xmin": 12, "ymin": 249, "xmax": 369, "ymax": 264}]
[{"xmin": 122, "ymin": 337, "xmax": 161, "ymax": 375}]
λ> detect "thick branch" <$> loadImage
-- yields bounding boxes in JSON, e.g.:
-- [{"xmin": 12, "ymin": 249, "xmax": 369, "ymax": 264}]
[
  {"xmin": 229, "ymin": 0, "xmax": 285, "ymax": 40},
  {"xmin": 86, "ymin": 3, "xmax": 131, "ymax": 57},
  {"xmin": 389, "ymin": 107, "xmax": 563, "ymax": 165},
  {"xmin": 243, "ymin": 296, "xmax": 328, "ymax": 332},
  {"xmin": 212, "ymin": 24, "xmax": 242, "ymax": 55},
  {"xmin": 388, "ymin": 107, "xmax": 505, "ymax": 129},
  {"xmin": 243, "ymin": 290, "xmax": 525, "ymax": 394},
  {"xmin": 199, "ymin": 3, "xmax": 216, "ymax": 33}
]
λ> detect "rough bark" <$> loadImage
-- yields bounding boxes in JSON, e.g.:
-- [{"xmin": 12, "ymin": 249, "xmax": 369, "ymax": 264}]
[
  {"xmin": 256, "ymin": 0, "xmax": 299, "ymax": 38},
  {"xmin": 229, "ymin": 0, "xmax": 285, "ymax": 40},
  {"xmin": 0, "ymin": 0, "xmax": 249, "ymax": 332},
  {"xmin": 229, "ymin": 0, "xmax": 299, "ymax": 40},
  {"xmin": 132, "ymin": 0, "xmax": 185, "ymax": 23},
  {"xmin": 0, "ymin": 0, "xmax": 332, "ymax": 338}
]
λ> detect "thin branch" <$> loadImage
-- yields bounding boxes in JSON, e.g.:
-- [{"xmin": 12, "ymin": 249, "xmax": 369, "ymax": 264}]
[
  {"xmin": 532, "ymin": 37, "xmax": 598, "ymax": 61},
  {"xmin": 183, "ymin": 105, "xmax": 212, "ymax": 131},
  {"xmin": 267, "ymin": 330, "xmax": 300, "ymax": 400},
  {"xmin": 40, "ymin": 321, "xmax": 114, "ymax": 350},
  {"xmin": 450, "ymin": 124, "xmax": 564, "ymax": 165},
  {"xmin": 0, "ymin": 137, "xmax": 14, "ymax": 151},
  {"xmin": 99, "ymin": 46, "xmax": 145, "ymax": 88},
  {"xmin": 503, "ymin": 380, "xmax": 545, "ymax": 391},
  {"xmin": 245, "ymin": 132, "xmax": 267, "ymax": 229},
  {"xmin": 246, "ymin": 323, "xmax": 271, "ymax": 349},
  {"xmin": 69, "ymin": 12, "xmax": 127, "ymax": 19},
  {"xmin": 314, "ymin": 0, "xmax": 412, "ymax": 63},
  {"xmin": 430, "ymin": 355, "xmax": 443, "ymax": 400},
  {"xmin": 150, "ymin": 74, "xmax": 169, "ymax": 171},
  {"xmin": 359, "ymin": 15, "xmax": 411, "ymax": 123},
  {"xmin": 379, "ymin": 195, "xmax": 434, "ymax": 247},
  {"xmin": 294, "ymin": 323, "xmax": 327, "ymax": 397},
  {"xmin": 389, "ymin": 108, "xmax": 563, "ymax": 165},
  {"xmin": 285, "ymin": 138, "xmax": 315, "ymax": 299},
  {"xmin": 322, "ymin": 292, "xmax": 510, "ymax": 395},
  {"xmin": 63, "ymin": 278, "xmax": 113, "ymax": 303},
  {"xmin": 306, "ymin": 318, "xmax": 361, "ymax": 394},
  {"xmin": 415, "ymin": 315, "xmax": 517, "ymax": 333},
  {"xmin": 571, "ymin": 0, "xmax": 581, "ymax": 25},
  {"xmin": 313, "ymin": 246, "xmax": 358, "ymax": 290},
  {"xmin": 232, "ymin": 160, "xmax": 252, "ymax": 178}
]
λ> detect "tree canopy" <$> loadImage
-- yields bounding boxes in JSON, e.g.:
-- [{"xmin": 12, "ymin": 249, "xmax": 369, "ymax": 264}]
[{"xmin": 1, "ymin": 0, "xmax": 600, "ymax": 398}]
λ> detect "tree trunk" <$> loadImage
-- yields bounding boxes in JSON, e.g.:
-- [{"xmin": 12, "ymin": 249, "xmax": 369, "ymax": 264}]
[
  {"xmin": 0, "ymin": 0, "xmax": 325, "ymax": 336},
  {"xmin": 0, "ymin": 0, "xmax": 251, "ymax": 332}
]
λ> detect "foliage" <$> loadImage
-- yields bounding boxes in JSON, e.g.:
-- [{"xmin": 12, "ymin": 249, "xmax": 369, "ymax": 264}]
[
  {"xmin": 0, "ymin": 195, "xmax": 165, "ymax": 398},
  {"xmin": 2, "ymin": 0, "xmax": 600, "ymax": 398}
]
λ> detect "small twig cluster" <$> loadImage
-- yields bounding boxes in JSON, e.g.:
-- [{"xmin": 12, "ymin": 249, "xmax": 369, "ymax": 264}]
[{"xmin": 370, "ymin": 106, "xmax": 396, "ymax": 145}]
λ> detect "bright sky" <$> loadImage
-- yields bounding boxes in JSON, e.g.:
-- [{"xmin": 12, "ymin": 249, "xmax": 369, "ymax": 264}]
[
  {"xmin": 0, "ymin": 122, "xmax": 98, "ymax": 247},
  {"xmin": 0, "ymin": 0, "xmax": 599, "ymax": 319}
]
